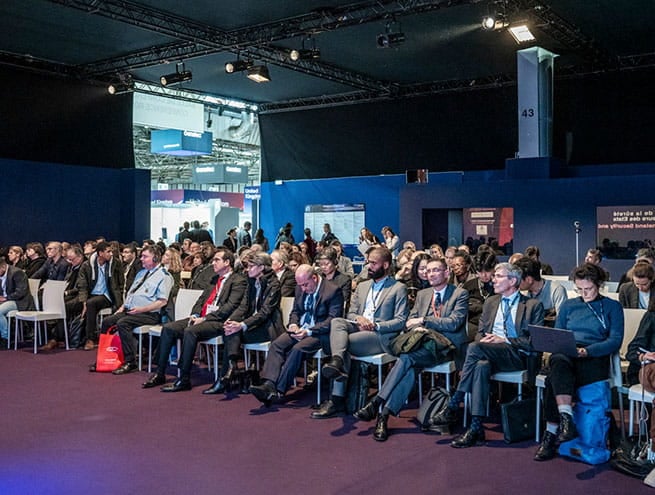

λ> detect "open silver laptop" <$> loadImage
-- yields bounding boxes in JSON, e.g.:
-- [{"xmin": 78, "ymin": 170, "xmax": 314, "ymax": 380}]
[{"xmin": 529, "ymin": 324, "xmax": 578, "ymax": 357}]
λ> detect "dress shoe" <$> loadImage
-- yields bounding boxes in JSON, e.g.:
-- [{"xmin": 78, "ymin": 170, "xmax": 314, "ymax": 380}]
[
  {"xmin": 84, "ymin": 339, "xmax": 95, "ymax": 351},
  {"xmin": 321, "ymin": 356, "xmax": 348, "ymax": 382},
  {"xmin": 373, "ymin": 414, "xmax": 389, "ymax": 442},
  {"xmin": 431, "ymin": 405, "xmax": 458, "ymax": 426},
  {"xmin": 142, "ymin": 374, "xmax": 166, "ymax": 389},
  {"xmin": 88, "ymin": 363, "xmax": 97, "ymax": 373},
  {"xmin": 0, "ymin": 337, "xmax": 9, "ymax": 349},
  {"xmin": 39, "ymin": 339, "xmax": 58, "ymax": 352},
  {"xmin": 354, "ymin": 401, "xmax": 378, "ymax": 422},
  {"xmin": 161, "ymin": 378, "xmax": 192, "ymax": 392},
  {"xmin": 220, "ymin": 359, "xmax": 239, "ymax": 386},
  {"xmin": 202, "ymin": 379, "xmax": 226, "ymax": 395},
  {"xmin": 310, "ymin": 399, "xmax": 345, "ymax": 419},
  {"xmin": 112, "ymin": 361, "xmax": 138, "ymax": 375},
  {"xmin": 451, "ymin": 428, "xmax": 486, "ymax": 448},
  {"xmin": 534, "ymin": 431, "xmax": 558, "ymax": 461},
  {"xmin": 558, "ymin": 412, "xmax": 578, "ymax": 443},
  {"xmin": 249, "ymin": 381, "xmax": 279, "ymax": 406}
]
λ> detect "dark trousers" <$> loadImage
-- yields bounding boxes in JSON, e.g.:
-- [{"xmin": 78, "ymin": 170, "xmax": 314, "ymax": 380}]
[
  {"xmin": 543, "ymin": 353, "xmax": 609, "ymax": 423},
  {"xmin": 85, "ymin": 295, "xmax": 112, "ymax": 341},
  {"xmin": 51, "ymin": 298, "xmax": 83, "ymax": 342},
  {"xmin": 456, "ymin": 341, "xmax": 525, "ymax": 417},
  {"xmin": 158, "ymin": 318, "xmax": 226, "ymax": 380},
  {"xmin": 101, "ymin": 311, "xmax": 160, "ymax": 363},
  {"xmin": 261, "ymin": 333, "xmax": 328, "ymax": 393}
]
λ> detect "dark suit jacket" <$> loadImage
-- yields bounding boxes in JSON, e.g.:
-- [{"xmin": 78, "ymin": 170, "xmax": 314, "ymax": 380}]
[
  {"xmin": 193, "ymin": 271, "xmax": 248, "ymax": 324},
  {"xmin": 289, "ymin": 278, "xmax": 344, "ymax": 338},
  {"xmin": 4, "ymin": 265, "xmax": 34, "ymax": 311},
  {"xmin": 230, "ymin": 269, "xmax": 284, "ymax": 342},
  {"xmin": 31, "ymin": 256, "xmax": 69, "ymax": 283},
  {"xmin": 409, "ymin": 284, "xmax": 469, "ymax": 359},
  {"xmin": 619, "ymin": 282, "xmax": 655, "ymax": 309},
  {"xmin": 222, "ymin": 237, "xmax": 238, "ymax": 253},
  {"xmin": 478, "ymin": 293, "xmax": 545, "ymax": 352},
  {"xmin": 347, "ymin": 276, "xmax": 408, "ymax": 352},
  {"xmin": 277, "ymin": 268, "xmax": 297, "ymax": 297},
  {"xmin": 323, "ymin": 270, "xmax": 352, "ymax": 312}
]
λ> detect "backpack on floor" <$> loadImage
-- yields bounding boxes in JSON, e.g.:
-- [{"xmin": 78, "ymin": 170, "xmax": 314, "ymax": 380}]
[
  {"xmin": 346, "ymin": 361, "xmax": 371, "ymax": 414},
  {"xmin": 416, "ymin": 387, "xmax": 450, "ymax": 432}
]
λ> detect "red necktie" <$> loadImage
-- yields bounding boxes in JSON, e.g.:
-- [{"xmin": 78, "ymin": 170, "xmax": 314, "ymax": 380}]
[{"xmin": 200, "ymin": 277, "xmax": 223, "ymax": 316}]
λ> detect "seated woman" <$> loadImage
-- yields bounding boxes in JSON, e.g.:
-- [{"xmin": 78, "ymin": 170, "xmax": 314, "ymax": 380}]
[
  {"xmin": 626, "ymin": 300, "xmax": 655, "ymax": 387},
  {"xmin": 535, "ymin": 262, "xmax": 623, "ymax": 461}
]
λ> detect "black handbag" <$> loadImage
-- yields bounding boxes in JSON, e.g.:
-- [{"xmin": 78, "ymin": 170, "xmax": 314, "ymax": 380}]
[{"xmin": 500, "ymin": 398, "xmax": 536, "ymax": 443}]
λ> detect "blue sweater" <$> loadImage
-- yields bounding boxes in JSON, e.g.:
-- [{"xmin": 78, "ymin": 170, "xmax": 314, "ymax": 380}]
[{"xmin": 554, "ymin": 296, "xmax": 623, "ymax": 358}]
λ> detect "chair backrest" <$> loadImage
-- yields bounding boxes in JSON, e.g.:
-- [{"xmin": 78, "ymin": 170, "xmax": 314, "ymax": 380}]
[
  {"xmin": 602, "ymin": 281, "xmax": 619, "ymax": 293},
  {"xmin": 280, "ymin": 296, "xmax": 294, "ymax": 327},
  {"xmin": 542, "ymin": 275, "xmax": 569, "ymax": 282},
  {"xmin": 621, "ymin": 308, "xmax": 647, "ymax": 359},
  {"xmin": 174, "ymin": 288, "xmax": 203, "ymax": 320},
  {"xmin": 609, "ymin": 352, "xmax": 623, "ymax": 389},
  {"xmin": 41, "ymin": 280, "xmax": 67, "ymax": 317},
  {"xmin": 28, "ymin": 278, "xmax": 41, "ymax": 310}
]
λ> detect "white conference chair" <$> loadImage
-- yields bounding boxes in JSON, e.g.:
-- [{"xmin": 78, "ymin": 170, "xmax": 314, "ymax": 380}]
[
  {"xmin": 418, "ymin": 360, "xmax": 456, "ymax": 406},
  {"xmin": 14, "ymin": 280, "xmax": 68, "ymax": 354},
  {"xmin": 352, "ymin": 352, "xmax": 397, "ymax": 392}
]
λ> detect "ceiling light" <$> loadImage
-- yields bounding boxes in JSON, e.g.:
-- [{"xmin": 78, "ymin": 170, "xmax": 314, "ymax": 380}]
[
  {"xmin": 508, "ymin": 23, "xmax": 536, "ymax": 43},
  {"xmin": 160, "ymin": 63, "xmax": 192, "ymax": 86},
  {"xmin": 225, "ymin": 60, "xmax": 251, "ymax": 73},
  {"xmin": 481, "ymin": 14, "xmax": 508, "ymax": 31},
  {"xmin": 247, "ymin": 65, "xmax": 271, "ymax": 83},
  {"xmin": 289, "ymin": 48, "xmax": 320, "ymax": 61},
  {"xmin": 377, "ymin": 18, "xmax": 405, "ymax": 48},
  {"xmin": 107, "ymin": 81, "xmax": 133, "ymax": 95}
]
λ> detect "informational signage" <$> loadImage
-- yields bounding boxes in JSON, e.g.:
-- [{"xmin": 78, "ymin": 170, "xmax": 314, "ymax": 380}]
[
  {"xmin": 304, "ymin": 204, "xmax": 365, "ymax": 245},
  {"xmin": 151, "ymin": 129, "xmax": 213, "ymax": 156},
  {"xmin": 191, "ymin": 163, "xmax": 248, "ymax": 184},
  {"xmin": 597, "ymin": 205, "xmax": 655, "ymax": 259},
  {"xmin": 244, "ymin": 186, "xmax": 261, "ymax": 200},
  {"xmin": 463, "ymin": 207, "xmax": 514, "ymax": 250}
]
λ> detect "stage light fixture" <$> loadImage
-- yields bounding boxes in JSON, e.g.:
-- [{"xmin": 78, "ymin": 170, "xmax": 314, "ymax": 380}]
[
  {"xmin": 377, "ymin": 19, "xmax": 405, "ymax": 48},
  {"xmin": 508, "ymin": 23, "xmax": 536, "ymax": 43},
  {"xmin": 160, "ymin": 63, "xmax": 192, "ymax": 86},
  {"xmin": 289, "ymin": 48, "xmax": 320, "ymax": 61},
  {"xmin": 225, "ymin": 60, "xmax": 251, "ymax": 73},
  {"xmin": 482, "ymin": 13, "xmax": 508, "ymax": 31},
  {"xmin": 247, "ymin": 65, "xmax": 271, "ymax": 83},
  {"xmin": 107, "ymin": 81, "xmax": 133, "ymax": 95}
]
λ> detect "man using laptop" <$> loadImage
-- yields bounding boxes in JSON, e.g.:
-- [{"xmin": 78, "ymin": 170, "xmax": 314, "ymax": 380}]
[{"xmin": 432, "ymin": 262, "xmax": 544, "ymax": 448}]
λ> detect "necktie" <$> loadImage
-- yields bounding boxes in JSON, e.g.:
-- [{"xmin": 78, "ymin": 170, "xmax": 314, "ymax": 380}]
[
  {"xmin": 502, "ymin": 297, "xmax": 517, "ymax": 338},
  {"xmin": 200, "ymin": 276, "xmax": 224, "ymax": 317},
  {"xmin": 254, "ymin": 280, "xmax": 262, "ymax": 312},
  {"xmin": 431, "ymin": 291, "xmax": 442, "ymax": 317},
  {"xmin": 302, "ymin": 292, "xmax": 315, "ymax": 326}
]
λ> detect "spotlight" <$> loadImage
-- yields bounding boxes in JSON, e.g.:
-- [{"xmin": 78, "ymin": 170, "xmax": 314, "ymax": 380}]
[
  {"xmin": 107, "ymin": 81, "xmax": 133, "ymax": 95},
  {"xmin": 376, "ymin": 32, "xmax": 405, "ymax": 48},
  {"xmin": 289, "ymin": 48, "xmax": 320, "ymax": 61},
  {"xmin": 247, "ymin": 65, "xmax": 271, "ymax": 83},
  {"xmin": 508, "ymin": 23, "xmax": 536, "ymax": 43},
  {"xmin": 225, "ymin": 60, "xmax": 251, "ymax": 73},
  {"xmin": 481, "ymin": 14, "xmax": 508, "ymax": 31},
  {"xmin": 160, "ymin": 63, "xmax": 192, "ymax": 86},
  {"xmin": 482, "ymin": 15, "xmax": 495, "ymax": 30}
]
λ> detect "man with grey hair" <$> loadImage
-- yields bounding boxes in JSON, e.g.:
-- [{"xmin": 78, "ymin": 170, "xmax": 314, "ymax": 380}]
[{"xmin": 432, "ymin": 262, "xmax": 545, "ymax": 448}]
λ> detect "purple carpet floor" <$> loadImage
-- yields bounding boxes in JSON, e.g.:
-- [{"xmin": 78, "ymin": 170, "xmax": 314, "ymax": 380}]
[{"xmin": 0, "ymin": 348, "xmax": 652, "ymax": 495}]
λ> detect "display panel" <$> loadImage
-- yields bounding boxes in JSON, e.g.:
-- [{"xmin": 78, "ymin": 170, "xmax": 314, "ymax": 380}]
[
  {"xmin": 304, "ymin": 204, "xmax": 365, "ymax": 246},
  {"xmin": 597, "ymin": 205, "xmax": 655, "ymax": 259},
  {"xmin": 462, "ymin": 207, "xmax": 514, "ymax": 254}
]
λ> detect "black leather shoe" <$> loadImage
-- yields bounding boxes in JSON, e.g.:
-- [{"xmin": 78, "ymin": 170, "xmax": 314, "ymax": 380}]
[
  {"xmin": 354, "ymin": 401, "xmax": 378, "ymax": 422},
  {"xmin": 534, "ymin": 431, "xmax": 558, "ymax": 461},
  {"xmin": 321, "ymin": 356, "xmax": 347, "ymax": 382},
  {"xmin": 451, "ymin": 428, "xmax": 486, "ymax": 448},
  {"xmin": 558, "ymin": 412, "xmax": 578, "ymax": 443},
  {"xmin": 373, "ymin": 414, "xmax": 389, "ymax": 442},
  {"xmin": 431, "ymin": 405, "xmax": 458, "ymax": 426},
  {"xmin": 160, "ymin": 378, "xmax": 191, "ymax": 392},
  {"xmin": 142, "ymin": 374, "xmax": 166, "ymax": 389},
  {"xmin": 88, "ymin": 363, "xmax": 97, "ymax": 373},
  {"xmin": 112, "ymin": 361, "xmax": 138, "ymax": 375},
  {"xmin": 249, "ymin": 381, "xmax": 278, "ymax": 406},
  {"xmin": 220, "ymin": 359, "xmax": 239, "ymax": 386},
  {"xmin": 310, "ymin": 399, "xmax": 345, "ymax": 419},
  {"xmin": 201, "ymin": 380, "xmax": 226, "ymax": 395}
]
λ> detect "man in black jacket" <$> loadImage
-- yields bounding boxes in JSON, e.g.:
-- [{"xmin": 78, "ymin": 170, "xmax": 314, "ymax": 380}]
[{"xmin": 0, "ymin": 257, "xmax": 34, "ymax": 348}]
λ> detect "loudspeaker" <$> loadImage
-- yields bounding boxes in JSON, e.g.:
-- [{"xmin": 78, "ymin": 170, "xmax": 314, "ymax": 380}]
[{"xmin": 406, "ymin": 169, "xmax": 429, "ymax": 184}]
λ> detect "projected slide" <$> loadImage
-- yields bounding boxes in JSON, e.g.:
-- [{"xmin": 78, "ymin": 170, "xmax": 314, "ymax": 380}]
[
  {"xmin": 597, "ymin": 205, "xmax": 655, "ymax": 259},
  {"xmin": 304, "ymin": 204, "xmax": 365, "ymax": 246}
]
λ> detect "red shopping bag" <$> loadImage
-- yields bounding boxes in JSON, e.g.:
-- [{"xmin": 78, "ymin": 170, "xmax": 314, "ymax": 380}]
[{"xmin": 95, "ymin": 326, "xmax": 124, "ymax": 372}]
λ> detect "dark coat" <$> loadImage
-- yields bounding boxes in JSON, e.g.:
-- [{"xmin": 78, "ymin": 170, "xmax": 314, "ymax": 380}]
[
  {"xmin": 77, "ymin": 253, "xmax": 124, "ymax": 307},
  {"xmin": 4, "ymin": 265, "xmax": 34, "ymax": 311}
]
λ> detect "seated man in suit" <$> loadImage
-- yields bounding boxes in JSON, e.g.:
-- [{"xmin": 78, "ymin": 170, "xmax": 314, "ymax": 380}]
[
  {"xmin": 249, "ymin": 264, "xmax": 344, "ymax": 406},
  {"xmin": 0, "ymin": 257, "xmax": 34, "ymax": 347},
  {"xmin": 96, "ymin": 245, "xmax": 173, "ymax": 375},
  {"xmin": 619, "ymin": 262, "xmax": 655, "ymax": 309},
  {"xmin": 218, "ymin": 252, "xmax": 284, "ymax": 393},
  {"xmin": 432, "ymin": 262, "xmax": 544, "ymax": 448},
  {"xmin": 142, "ymin": 247, "xmax": 247, "ymax": 392},
  {"xmin": 354, "ymin": 257, "xmax": 469, "ymax": 440},
  {"xmin": 312, "ymin": 246, "xmax": 408, "ymax": 419}
]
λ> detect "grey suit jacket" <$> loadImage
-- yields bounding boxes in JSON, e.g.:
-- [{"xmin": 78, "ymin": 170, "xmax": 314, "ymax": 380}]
[
  {"xmin": 409, "ymin": 284, "xmax": 469, "ymax": 353},
  {"xmin": 478, "ymin": 293, "xmax": 545, "ymax": 352},
  {"xmin": 619, "ymin": 282, "xmax": 655, "ymax": 309},
  {"xmin": 347, "ymin": 276, "xmax": 408, "ymax": 352}
]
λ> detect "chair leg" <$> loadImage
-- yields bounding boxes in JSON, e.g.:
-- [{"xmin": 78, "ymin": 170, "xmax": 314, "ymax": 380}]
[
  {"xmin": 63, "ymin": 319, "xmax": 69, "ymax": 351},
  {"xmin": 148, "ymin": 334, "xmax": 153, "ymax": 373},
  {"xmin": 137, "ymin": 333, "xmax": 143, "ymax": 370},
  {"xmin": 316, "ymin": 355, "xmax": 322, "ymax": 406}
]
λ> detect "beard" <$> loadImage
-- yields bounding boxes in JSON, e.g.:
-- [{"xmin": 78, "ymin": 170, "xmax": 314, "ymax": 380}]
[{"xmin": 368, "ymin": 265, "xmax": 386, "ymax": 280}]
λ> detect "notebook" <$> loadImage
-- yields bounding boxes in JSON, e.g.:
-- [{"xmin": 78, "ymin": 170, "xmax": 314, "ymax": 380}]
[{"xmin": 529, "ymin": 324, "xmax": 578, "ymax": 357}]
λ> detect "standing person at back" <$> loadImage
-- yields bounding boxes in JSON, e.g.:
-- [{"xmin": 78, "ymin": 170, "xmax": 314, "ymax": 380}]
[
  {"xmin": 238, "ymin": 221, "xmax": 252, "ymax": 249},
  {"xmin": 190, "ymin": 220, "xmax": 212, "ymax": 244},
  {"xmin": 321, "ymin": 223, "xmax": 337, "ymax": 244}
]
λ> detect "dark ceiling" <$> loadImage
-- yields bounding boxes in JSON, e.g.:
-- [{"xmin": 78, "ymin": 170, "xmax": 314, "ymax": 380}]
[{"xmin": 1, "ymin": 0, "xmax": 654, "ymax": 112}]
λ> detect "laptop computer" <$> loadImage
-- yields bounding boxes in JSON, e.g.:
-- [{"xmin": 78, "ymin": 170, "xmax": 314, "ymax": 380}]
[{"xmin": 529, "ymin": 324, "xmax": 578, "ymax": 357}]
